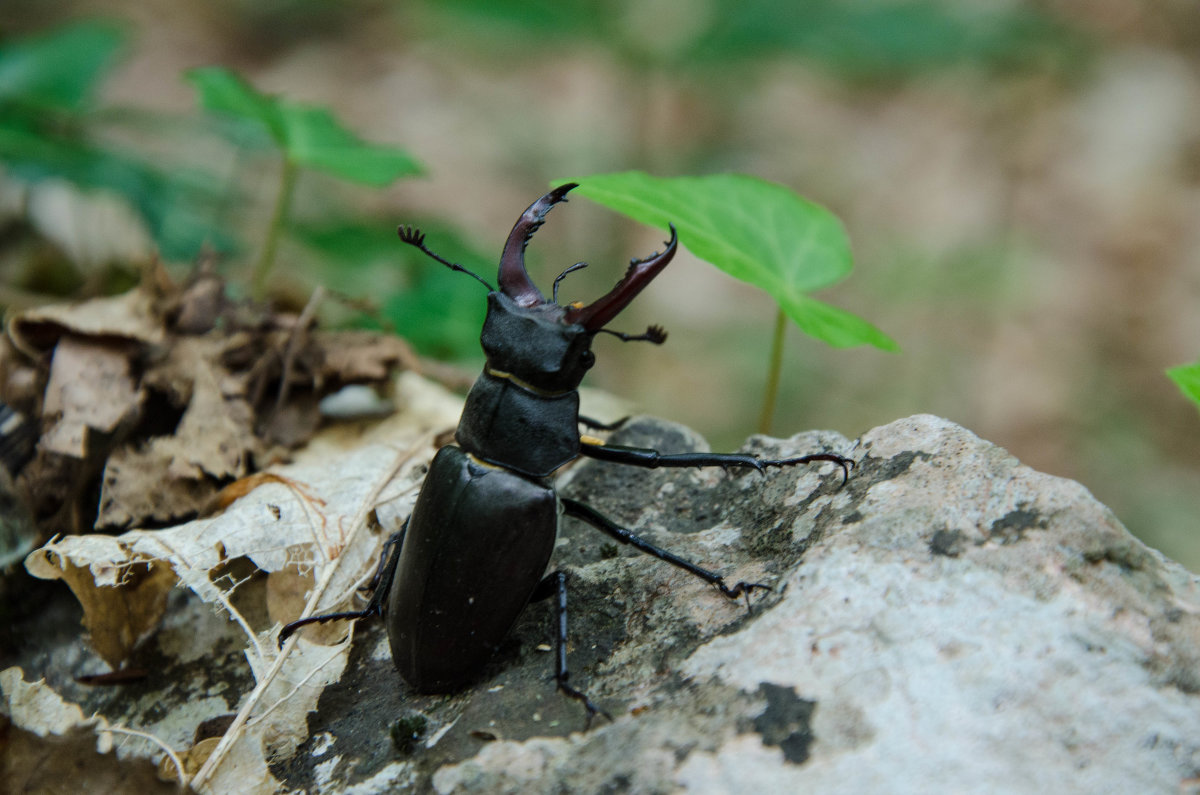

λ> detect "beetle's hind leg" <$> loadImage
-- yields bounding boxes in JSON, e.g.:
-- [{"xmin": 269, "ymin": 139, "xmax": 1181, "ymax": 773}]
[
  {"xmin": 530, "ymin": 570, "xmax": 612, "ymax": 729},
  {"xmin": 560, "ymin": 498, "xmax": 768, "ymax": 606},
  {"xmin": 277, "ymin": 521, "xmax": 408, "ymax": 649}
]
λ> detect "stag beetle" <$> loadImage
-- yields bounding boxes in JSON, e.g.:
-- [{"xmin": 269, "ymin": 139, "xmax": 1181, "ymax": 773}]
[{"xmin": 279, "ymin": 184, "xmax": 852, "ymax": 722}]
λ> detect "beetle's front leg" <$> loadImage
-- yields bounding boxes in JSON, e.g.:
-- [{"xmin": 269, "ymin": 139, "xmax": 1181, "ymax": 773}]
[
  {"xmin": 579, "ymin": 440, "xmax": 854, "ymax": 484},
  {"xmin": 560, "ymin": 498, "xmax": 768, "ymax": 605},
  {"xmin": 277, "ymin": 520, "xmax": 408, "ymax": 648},
  {"xmin": 530, "ymin": 570, "xmax": 611, "ymax": 729}
]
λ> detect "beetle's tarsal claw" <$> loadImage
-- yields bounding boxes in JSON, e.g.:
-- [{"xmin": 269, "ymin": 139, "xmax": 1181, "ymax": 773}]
[
  {"xmin": 557, "ymin": 678, "xmax": 611, "ymax": 730},
  {"xmin": 717, "ymin": 579, "xmax": 770, "ymax": 602},
  {"xmin": 397, "ymin": 225, "xmax": 424, "ymax": 247}
]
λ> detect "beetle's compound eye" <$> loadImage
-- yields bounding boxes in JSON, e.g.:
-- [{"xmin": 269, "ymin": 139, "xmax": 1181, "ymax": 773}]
[{"xmin": 580, "ymin": 350, "xmax": 596, "ymax": 370}]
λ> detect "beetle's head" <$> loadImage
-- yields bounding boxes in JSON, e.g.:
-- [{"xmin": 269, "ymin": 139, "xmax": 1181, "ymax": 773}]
[{"xmin": 479, "ymin": 183, "xmax": 677, "ymax": 393}]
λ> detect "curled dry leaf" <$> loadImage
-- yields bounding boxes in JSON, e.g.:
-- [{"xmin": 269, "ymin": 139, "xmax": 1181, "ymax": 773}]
[
  {"xmin": 6, "ymin": 280, "xmax": 166, "ymax": 356},
  {"xmin": 54, "ymin": 557, "xmax": 176, "ymax": 670}
]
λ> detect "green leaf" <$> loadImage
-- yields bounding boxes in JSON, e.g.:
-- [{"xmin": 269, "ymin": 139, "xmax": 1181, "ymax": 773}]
[
  {"xmin": 185, "ymin": 66, "xmax": 284, "ymax": 141},
  {"xmin": 561, "ymin": 171, "xmax": 896, "ymax": 351},
  {"xmin": 186, "ymin": 66, "xmax": 421, "ymax": 185},
  {"xmin": 1167, "ymin": 361, "xmax": 1200, "ymax": 412},
  {"xmin": 0, "ymin": 21, "xmax": 126, "ymax": 111},
  {"xmin": 277, "ymin": 104, "xmax": 421, "ymax": 185}
]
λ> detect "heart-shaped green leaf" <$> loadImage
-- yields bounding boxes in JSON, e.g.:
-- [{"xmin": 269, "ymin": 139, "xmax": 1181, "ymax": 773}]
[
  {"xmin": 186, "ymin": 66, "xmax": 420, "ymax": 185},
  {"xmin": 561, "ymin": 172, "xmax": 896, "ymax": 351}
]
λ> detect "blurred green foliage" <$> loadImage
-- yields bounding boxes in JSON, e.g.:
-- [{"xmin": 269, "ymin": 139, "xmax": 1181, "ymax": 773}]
[
  {"xmin": 0, "ymin": 3, "xmax": 1085, "ymax": 363},
  {"xmin": 0, "ymin": 21, "xmax": 231, "ymax": 259},
  {"xmin": 428, "ymin": 0, "xmax": 1083, "ymax": 75},
  {"xmin": 186, "ymin": 67, "xmax": 421, "ymax": 187},
  {"xmin": 1167, "ymin": 362, "xmax": 1200, "ymax": 414},
  {"xmin": 185, "ymin": 66, "xmax": 422, "ymax": 294}
]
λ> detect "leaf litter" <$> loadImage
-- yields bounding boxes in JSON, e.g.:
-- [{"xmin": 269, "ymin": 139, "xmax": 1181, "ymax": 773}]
[{"xmin": 0, "ymin": 262, "xmax": 465, "ymax": 792}]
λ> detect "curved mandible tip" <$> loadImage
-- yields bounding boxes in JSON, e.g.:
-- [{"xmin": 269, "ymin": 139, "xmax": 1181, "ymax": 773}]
[
  {"xmin": 498, "ymin": 183, "xmax": 578, "ymax": 306},
  {"xmin": 564, "ymin": 223, "xmax": 677, "ymax": 331}
]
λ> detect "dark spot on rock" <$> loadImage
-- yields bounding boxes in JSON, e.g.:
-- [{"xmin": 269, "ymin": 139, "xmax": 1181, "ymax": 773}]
[
  {"xmin": 752, "ymin": 682, "xmax": 816, "ymax": 764},
  {"xmin": 841, "ymin": 510, "xmax": 863, "ymax": 525},
  {"xmin": 390, "ymin": 713, "xmax": 427, "ymax": 755},
  {"xmin": 870, "ymin": 450, "xmax": 929, "ymax": 482},
  {"xmin": 929, "ymin": 528, "xmax": 964, "ymax": 557},
  {"xmin": 989, "ymin": 506, "xmax": 1046, "ymax": 544}
]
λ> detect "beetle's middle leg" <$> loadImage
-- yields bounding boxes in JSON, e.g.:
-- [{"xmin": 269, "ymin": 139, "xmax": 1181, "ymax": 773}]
[
  {"xmin": 276, "ymin": 520, "xmax": 408, "ymax": 648},
  {"xmin": 530, "ymin": 570, "xmax": 611, "ymax": 728},
  {"xmin": 560, "ymin": 498, "xmax": 766, "ymax": 603},
  {"xmin": 578, "ymin": 440, "xmax": 854, "ymax": 484}
]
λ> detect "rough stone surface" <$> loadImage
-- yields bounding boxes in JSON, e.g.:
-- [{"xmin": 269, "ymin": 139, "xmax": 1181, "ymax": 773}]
[
  {"xmin": 275, "ymin": 414, "xmax": 1200, "ymax": 794},
  {"xmin": 6, "ymin": 412, "xmax": 1198, "ymax": 793}
]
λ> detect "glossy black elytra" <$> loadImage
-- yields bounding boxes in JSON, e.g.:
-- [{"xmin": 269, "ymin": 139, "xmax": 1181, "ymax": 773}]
[{"xmin": 278, "ymin": 184, "xmax": 852, "ymax": 724}]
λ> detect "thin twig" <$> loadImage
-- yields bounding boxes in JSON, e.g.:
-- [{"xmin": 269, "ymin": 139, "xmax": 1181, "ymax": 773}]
[
  {"xmin": 150, "ymin": 536, "xmax": 265, "ymax": 665},
  {"xmin": 275, "ymin": 285, "xmax": 326, "ymax": 413},
  {"xmin": 105, "ymin": 724, "xmax": 187, "ymax": 789},
  {"xmin": 246, "ymin": 645, "xmax": 344, "ymax": 729}
]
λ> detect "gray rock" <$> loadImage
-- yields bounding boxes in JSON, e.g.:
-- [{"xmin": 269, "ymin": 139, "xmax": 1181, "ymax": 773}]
[{"xmin": 274, "ymin": 413, "xmax": 1200, "ymax": 794}]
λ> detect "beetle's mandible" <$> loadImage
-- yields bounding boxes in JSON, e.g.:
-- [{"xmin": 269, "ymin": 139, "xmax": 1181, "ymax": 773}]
[{"xmin": 278, "ymin": 184, "xmax": 853, "ymax": 724}]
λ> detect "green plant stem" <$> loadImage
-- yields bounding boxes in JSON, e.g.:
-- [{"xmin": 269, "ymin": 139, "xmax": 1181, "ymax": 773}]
[
  {"xmin": 253, "ymin": 157, "xmax": 297, "ymax": 299},
  {"xmin": 758, "ymin": 307, "xmax": 786, "ymax": 434}
]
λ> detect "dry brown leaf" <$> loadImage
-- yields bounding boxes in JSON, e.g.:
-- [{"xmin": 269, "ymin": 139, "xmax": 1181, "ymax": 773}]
[
  {"xmin": 40, "ymin": 335, "xmax": 141, "ymax": 459},
  {"xmin": 97, "ymin": 337, "xmax": 260, "ymax": 529},
  {"xmin": 6, "ymin": 281, "xmax": 166, "ymax": 356},
  {"xmin": 53, "ymin": 558, "xmax": 176, "ymax": 669},
  {"xmin": 318, "ymin": 330, "xmax": 420, "ymax": 382},
  {"xmin": 6, "ymin": 269, "xmax": 423, "ymax": 535},
  {"xmin": 157, "ymin": 736, "xmax": 221, "ymax": 784}
]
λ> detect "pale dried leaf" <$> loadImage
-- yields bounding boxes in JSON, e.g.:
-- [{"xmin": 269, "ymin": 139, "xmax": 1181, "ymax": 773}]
[
  {"xmin": 265, "ymin": 564, "xmax": 353, "ymax": 647},
  {"xmin": 40, "ymin": 336, "xmax": 141, "ymax": 458},
  {"xmin": 7, "ymin": 282, "xmax": 165, "ymax": 355}
]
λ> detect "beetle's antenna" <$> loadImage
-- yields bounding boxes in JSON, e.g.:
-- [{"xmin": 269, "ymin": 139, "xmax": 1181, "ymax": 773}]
[
  {"xmin": 552, "ymin": 262, "xmax": 588, "ymax": 304},
  {"xmin": 596, "ymin": 325, "xmax": 667, "ymax": 344},
  {"xmin": 398, "ymin": 226, "xmax": 495, "ymax": 292}
]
